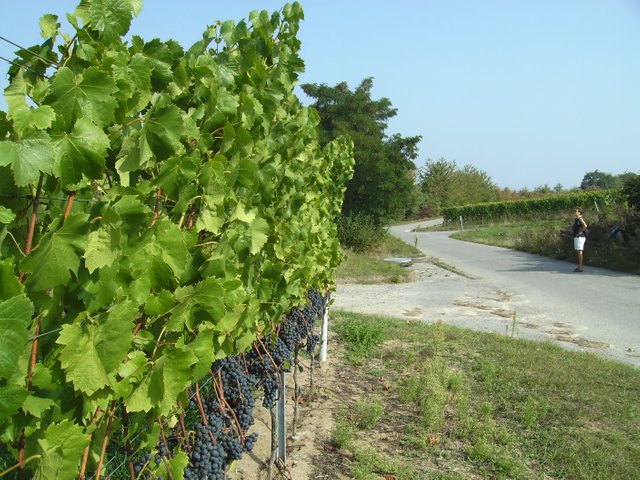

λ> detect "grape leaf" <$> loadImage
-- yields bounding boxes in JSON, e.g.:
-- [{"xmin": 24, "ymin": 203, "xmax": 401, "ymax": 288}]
[
  {"xmin": 52, "ymin": 118, "xmax": 111, "ymax": 187},
  {"xmin": 39, "ymin": 14, "xmax": 60, "ymax": 39},
  {"xmin": 21, "ymin": 394, "xmax": 56, "ymax": 418},
  {"xmin": 83, "ymin": 223, "xmax": 121, "ymax": 273},
  {"xmin": 21, "ymin": 214, "xmax": 90, "ymax": 291},
  {"xmin": 250, "ymin": 217, "xmax": 269, "ymax": 254},
  {"xmin": 0, "ymin": 385, "xmax": 29, "ymax": 422},
  {"xmin": 0, "ymin": 206, "xmax": 15, "ymax": 224},
  {"xmin": 155, "ymin": 218, "xmax": 190, "ymax": 280},
  {"xmin": 0, "ymin": 295, "xmax": 34, "ymax": 381},
  {"xmin": 56, "ymin": 302, "xmax": 135, "ymax": 395},
  {"xmin": 126, "ymin": 348, "xmax": 197, "ymax": 414},
  {"xmin": 156, "ymin": 155, "xmax": 198, "ymax": 197},
  {"xmin": 193, "ymin": 277, "xmax": 226, "ymax": 321},
  {"xmin": 0, "ymin": 134, "xmax": 55, "ymax": 187},
  {"xmin": 4, "ymin": 70, "xmax": 56, "ymax": 133},
  {"xmin": 0, "ymin": 258, "xmax": 22, "ymax": 300},
  {"xmin": 35, "ymin": 419, "xmax": 89, "ymax": 480},
  {"xmin": 46, "ymin": 66, "xmax": 118, "ymax": 130},
  {"xmin": 144, "ymin": 105, "xmax": 185, "ymax": 160},
  {"xmin": 77, "ymin": 0, "xmax": 134, "ymax": 44},
  {"xmin": 185, "ymin": 328, "xmax": 215, "ymax": 380}
]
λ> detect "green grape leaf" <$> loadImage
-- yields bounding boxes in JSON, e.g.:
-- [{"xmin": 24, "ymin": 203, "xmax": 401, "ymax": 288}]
[
  {"xmin": 231, "ymin": 202, "xmax": 256, "ymax": 223},
  {"xmin": 0, "ymin": 134, "xmax": 55, "ymax": 187},
  {"xmin": 156, "ymin": 155, "xmax": 198, "ymax": 197},
  {"xmin": 155, "ymin": 218, "xmax": 190, "ymax": 280},
  {"xmin": 142, "ymin": 39, "xmax": 175, "ymax": 90},
  {"xmin": 145, "ymin": 105, "xmax": 185, "ymax": 160},
  {"xmin": 36, "ymin": 419, "xmax": 89, "ymax": 480},
  {"xmin": 0, "ymin": 295, "xmax": 33, "ymax": 380},
  {"xmin": 83, "ymin": 223, "xmax": 121, "ymax": 273},
  {"xmin": 21, "ymin": 214, "xmax": 89, "ymax": 291},
  {"xmin": 52, "ymin": 118, "xmax": 111, "ymax": 187},
  {"xmin": 144, "ymin": 290, "xmax": 174, "ymax": 316},
  {"xmin": 0, "ymin": 385, "xmax": 29, "ymax": 422},
  {"xmin": 0, "ymin": 206, "xmax": 15, "ymax": 224},
  {"xmin": 21, "ymin": 394, "xmax": 56, "ymax": 418},
  {"xmin": 166, "ymin": 450, "xmax": 190, "ymax": 479},
  {"xmin": 77, "ymin": 0, "xmax": 134, "ymax": 44},
  {"xmin": 112, "ymin": 52, "xmax": 153, "ymax": 93},
  {"xmin": 57, "ymin": 302, "xmax": 135, "ymax": 395},
  {"xmin": 193, "ymin": 277, "xmax": 226, "ymax": 321},
  {"xmin": 250, "ymin": 217, "xmax": 269, "ymax": 254},
  {"xmin": 40, "ymin": 14, "xmax": 60, "ymax": 38},
  {"xmin": 98, "ymin": 301, "xmax": 138, "ymax": 373},
  {"xmin": 56, "ymin": 323, "xmax": 110, "ymax": 395},
  {"xmin": 0, "ymin": 258, "xmax": 22, "ymax": 300},
  {"xmin": 47, "ymin": 66, "xmax": 118, "ymax": 130},
  {"xmin": 79, "ymin": 263, "xmax": 125, "ymax": 313},
  {"xmin": 129, "ymin": 0, "xmax": 144, "ymax": 16},
  {"xmin": 185, "ymin": 328, "xmax": 215, "ymax": 379},
  {"xmin": 126, "ymin": 348, "xmax": 197, "ymax": 414},
  {"xmin": 10, "ymin": 104, "xmax": 56, "ymax": 133},
  {"xmin": 5, "ymin": 69, "xmax": 56, "ymax": 132}
]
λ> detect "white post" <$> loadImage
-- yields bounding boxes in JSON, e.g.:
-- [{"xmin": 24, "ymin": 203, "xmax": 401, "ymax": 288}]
[
  {"xmin": 459, "ymin": 215, "xmax": 464, "ymax": 231},
  {"xmin": 277, "ymin": 372, "xmax": 286, "ymax": 462},
  {"xmin": 320, "ymin": 300, "xmax": 329, "ymax": 362}
]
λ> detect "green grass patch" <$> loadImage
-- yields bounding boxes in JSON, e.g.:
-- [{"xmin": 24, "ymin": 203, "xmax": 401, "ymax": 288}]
[
  {"xmin": 336, "ymin": 232, "xmax": 423, "ymax": 284},
  {"xmin": 450, "ymin": 219, "xmax": 640, "ymax": 274},
  {"xmin": 331, "ymin": 311, "xmax": 640, "ymax": 480}
]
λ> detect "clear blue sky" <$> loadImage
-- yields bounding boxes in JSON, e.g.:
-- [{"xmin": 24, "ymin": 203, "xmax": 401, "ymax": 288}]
[{"xmin": 1, "ymin": 1, "xmax": 639, "ymax": 190}]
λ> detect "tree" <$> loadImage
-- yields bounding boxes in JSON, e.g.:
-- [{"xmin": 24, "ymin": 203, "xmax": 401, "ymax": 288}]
[
  {"xmin": 621, "ymin": 173, "xmax": 640, "ymax": 210},
  {"xmin": 301, "ymin": 78, "xmax": 420, "ymax": 222},
  {"xmin": 580, "ymin": 170, "xmax": 620, "ymax": 190},
  {"xmin": 419, "ymin": 158, "xmax": 496, "ymax": 213}
]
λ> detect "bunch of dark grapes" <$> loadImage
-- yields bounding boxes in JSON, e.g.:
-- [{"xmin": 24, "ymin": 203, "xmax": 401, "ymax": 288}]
[
  {"xmin": 179, "ymin": 289, "xmax": 328, "ymax": 478},
  {"xmin": 184, "ymin": 423, "xmax": 225, "ymax": 480},
  {"xmin": 245, "ymin": 348, "xmax": 280, "ymax": 408}
]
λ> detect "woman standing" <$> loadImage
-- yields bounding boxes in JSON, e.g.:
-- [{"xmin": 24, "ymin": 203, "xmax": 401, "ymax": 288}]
[{"xmin": 572, "ymin": 208, "xmax": 588, "ymax": 272}]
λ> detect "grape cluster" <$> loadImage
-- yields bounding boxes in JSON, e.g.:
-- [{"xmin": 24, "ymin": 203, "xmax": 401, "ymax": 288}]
[
  {"xmin": 183, "ymin": 424, "xmax": 225, "ymax": 480},
  {"xmin": 130, "ymin": 439, "xmax": 174, "ymax": 480},
  {"xmin": 129, "ymin": 290, "xmax": 327, "ymax": 479},
  {"xmin": 245, "ymin": 288, "xmax": 327, "ymax": 408}
]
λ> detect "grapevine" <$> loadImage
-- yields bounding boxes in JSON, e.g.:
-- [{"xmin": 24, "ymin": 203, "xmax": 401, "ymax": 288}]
[{"xmin": 0, "ymin": 1, "xmax": 353, "ymax": 479}]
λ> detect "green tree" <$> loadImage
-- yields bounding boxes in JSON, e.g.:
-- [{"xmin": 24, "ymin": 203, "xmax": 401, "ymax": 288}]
[
  {"xmin": 419, "ymin": 158, "xmax": 456, "ymax": 213},
  {"xmin": 621, "ymin": 173, "xmax": 640, "ymax": 210},
  {"xmin": 419, "ymin": 158, "xmax": 496, "ymax": 213},
  {"xmin": 580, "ymin": 170, "xmax": 620, "ymax": 190},
  {"xmin": 301, "ymin": 78, "xmax": 420, "ymax": 222}
]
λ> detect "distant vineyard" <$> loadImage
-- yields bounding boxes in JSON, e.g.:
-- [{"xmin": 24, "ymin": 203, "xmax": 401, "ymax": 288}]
[{"xmin": 443, "ymin": 190, "xmax": 625, "ymax": 224}]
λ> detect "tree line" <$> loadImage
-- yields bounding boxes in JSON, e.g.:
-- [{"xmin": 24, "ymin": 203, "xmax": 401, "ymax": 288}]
[{"xmin": 302, "ymin": 78, "xmax": 639, "ymax": 223}]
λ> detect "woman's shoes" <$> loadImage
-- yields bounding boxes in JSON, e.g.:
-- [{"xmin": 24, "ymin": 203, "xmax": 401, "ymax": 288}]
[{"xmin": 573, "ymin": 267, "xmax": 584, "ymax": 272}]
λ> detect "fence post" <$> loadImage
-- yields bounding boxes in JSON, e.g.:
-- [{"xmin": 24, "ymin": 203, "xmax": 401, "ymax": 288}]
[
  {"xmin": 320, "ymin": 299, "xmax": 329, "ymax": 363},
  {"xmin": 277, "ymin": 372, "xmax": 287, "ymax": 462}
]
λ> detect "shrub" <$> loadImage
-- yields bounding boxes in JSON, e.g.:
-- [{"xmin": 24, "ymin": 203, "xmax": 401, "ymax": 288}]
[
  {"xmin": 336, "ymin": 214, "xmax": 386, "ymax": 252},
  {"xmin": 622, "ymin": 174, "xmax": 640, "ymax": 210}
]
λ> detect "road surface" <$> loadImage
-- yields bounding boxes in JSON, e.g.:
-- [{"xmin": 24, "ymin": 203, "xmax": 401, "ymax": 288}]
[{"xmin": 333, "ymin": 220, "xmax": 640, "ymax": 367}]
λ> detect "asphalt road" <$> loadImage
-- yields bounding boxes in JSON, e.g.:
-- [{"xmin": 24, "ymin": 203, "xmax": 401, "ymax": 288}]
[
  {"xmin": 391, "ymin": 220, "xmax": 640, "ymax": 367},
  {"xmin": 333, "ymin": 220, "xmax": 640, "ymax": 368}
]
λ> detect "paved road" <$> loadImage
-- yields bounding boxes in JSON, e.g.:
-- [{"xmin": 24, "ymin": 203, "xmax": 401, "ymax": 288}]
[{"xmin": 388, "ymin": 220, "xmax": 640, "ymax": 367}]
